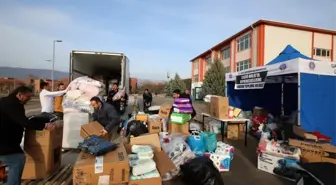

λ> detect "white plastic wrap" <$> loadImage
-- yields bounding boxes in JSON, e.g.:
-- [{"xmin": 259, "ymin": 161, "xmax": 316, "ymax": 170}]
[
  {"xmin": 62, "ymin": 76, "xmax": 104, "ymax": 113},
  {"xmin": 62, "ymin": 112, "xmax": 90, "ymax": 149}
]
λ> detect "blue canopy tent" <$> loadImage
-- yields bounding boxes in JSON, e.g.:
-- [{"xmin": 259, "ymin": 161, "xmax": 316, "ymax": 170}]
[{"xmin": 225, "ymin": 45, "xmax": 336, "ymax": 144}]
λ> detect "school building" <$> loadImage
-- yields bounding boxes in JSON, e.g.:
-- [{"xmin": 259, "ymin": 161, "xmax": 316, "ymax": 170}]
[{"xmin": 190, "ymin": 19, "xmax": 336, "ymax": 99}]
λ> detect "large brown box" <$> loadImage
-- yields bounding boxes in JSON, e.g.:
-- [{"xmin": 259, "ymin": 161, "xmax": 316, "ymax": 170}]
[
  {"xmin": 73, "ymin": 144, "xmax": 130, "ymax": 185},
  {"xmin": 22, "ymin": 122, "xmax": 63, "ymax": 179},
  {"xmin": 210, "ymin": 96, "xmax": 229, "ymax": 119}
]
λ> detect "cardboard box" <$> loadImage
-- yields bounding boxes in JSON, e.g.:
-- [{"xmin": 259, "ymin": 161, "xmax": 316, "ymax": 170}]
[
  {"xmin": 80, "ymin": 121, "xmax": 109, "ymax": 140},
  {"xmin": 169, "ymin": 122, "xmax": 190, "ymax": 135},
  {"xmin": 147, "ymin": 117, "xmax": 162, "ymax": 133},
  {"xmin": 253, "ymin": 107, "xmax": 268, "ymax": 117},
  {"xmin": 227, "ymin": 124, "xmax": 239, "ymax": 140},
  {"xmin": 126, "ymin": 134, "xmax": 176, "ymax": 185},
  {"xmin": 239, "ymin": 124, "xmax": 246, "ymax": 132},
  {"xmin": 257, "ymin": 152, "xmax": 300, "ymax": 182},
  {"xmin": 73, "ymin": 144, "xmax": 130, "ymax": 185},
  {"xmin": 158, "ymin": 104, "xmax": 172, "ymax": 119},
  {"xmin": 288, "ymin": 139, "xmax": 336, "ymax": 164},
  {"xmin": 210, "ymin": 96, "xmax": 229, "ymax": 119},
  {"xmin": 130, "ymin": 134, "xmax": 161, "ymax": 152},
  {"xmin": 22, "ymin": 123, "xmax": 63, "ymax": 179}
]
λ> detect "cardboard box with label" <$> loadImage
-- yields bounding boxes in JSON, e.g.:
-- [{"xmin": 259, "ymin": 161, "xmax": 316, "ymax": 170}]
[
  {"xmin": 169, "ymin": 122, "xmax": 190, "ymax": 135},
  {"xmin": 257, "ymin": 152, "xmax": 301, "ymax": 182},
  {"xmin": 22, "ymin": 123, "xmax": 63, "ymax": 179},
  {"xmin": 127, "ymin": 134, "xmax": 176, "ymax": 185},
  {"xmin": 73, "ymin": 144, "xmax": 130, "ymax": 185},
  {"xmin": 158, "ymin": 104, "xmax": 172, "ymax": 119},
  {"xmin": 227, "ymin": 124, "xmax": 239, "ymax": 140},
  {"xmin": 147, "ymin": 117, "xmax": 162, "ymax": 133},
  {"xmin": 80, "ymin": 121, "xmax": 110, "ymax": 140},
  {"xmin": 136, "ymin": 113, "xmax": 148, "ymax": 122},
  {"xmin": 210, "ymin": 96, "xmax": 229, "ymax": 119},
  {"xmin": 289, "ymin": 139, "xmax": 336, "ymax": 164}
]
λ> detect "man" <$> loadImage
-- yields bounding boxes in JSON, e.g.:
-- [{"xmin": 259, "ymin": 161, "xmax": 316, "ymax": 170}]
[
  {"xmin": 39, "ymin": 81, "xmax": 67, "ymax": 113},
  {"xmin": 142, "ymin": 89, "xmax": 152, "ymax": 111},
  {"xmin": 90, "ymin": 96, "xmax": 120, "ymax": 140},
  {"xmin": 172, "ymin": 89, "xmax": 196, "ymax": 119},
  {"xmin": 54, "ymin": 83, "xmax": 65, "ymax": 119},
  {"xmin": 185, "ymin": 89, "xmax": 192, "ymax": 101},
  {"xmin": 107, "ymin": 83, "xmax": 121, "ymax": 115},
  {"xmin": 0, "ymin": 86, "xmax": 55, "ymax": 185}
]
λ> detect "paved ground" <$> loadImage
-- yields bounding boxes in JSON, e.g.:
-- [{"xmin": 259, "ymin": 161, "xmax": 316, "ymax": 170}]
[{"xmin": 24, "ymin": 96, "xmax": 293, "ymax": 185}]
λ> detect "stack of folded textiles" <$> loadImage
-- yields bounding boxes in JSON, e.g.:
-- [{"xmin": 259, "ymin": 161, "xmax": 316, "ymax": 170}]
[
  {"xmin": 128, "ymin": 145, "xmax": 160, "ymax": 180},
  {"xmin": 170, "ymin": 98, "xmax": 193, "ymax": 124}
]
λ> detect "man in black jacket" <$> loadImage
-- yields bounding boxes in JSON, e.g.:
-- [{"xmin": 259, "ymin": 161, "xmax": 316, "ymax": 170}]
[
  {"xmin": 0, "ymin": 86, "xmax": 55, "ymax": 185},
  {"xmin": 106, "ymin": 83, "xmax": 121, "ymax": 115},
  {"xmin": 90, "ymin": 96, "xmax": 120, "ymax": 141},
  {"xmin": 142, "ymin": 89, "xmax": 152, "ymax": 111}
]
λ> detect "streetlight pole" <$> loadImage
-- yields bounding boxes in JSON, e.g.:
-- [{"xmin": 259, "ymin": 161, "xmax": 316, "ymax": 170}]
[
  {"xmin": 52, "ymin": 40, "xmax": 62, "ymax": 91},
  {"xmin": 46, "ymin": 60, "xmax": 52, "ymax": 81}
]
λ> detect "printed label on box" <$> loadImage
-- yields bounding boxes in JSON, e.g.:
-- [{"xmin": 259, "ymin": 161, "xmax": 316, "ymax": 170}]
[{"xmin": 95, "ymin": 156, "xmax": 104, "ymax": 174}]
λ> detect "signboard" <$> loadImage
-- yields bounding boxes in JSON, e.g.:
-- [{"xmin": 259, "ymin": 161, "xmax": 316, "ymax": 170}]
[{"xmin": 235, "ymin": 70, "xmax": 268, "ymax": 89}]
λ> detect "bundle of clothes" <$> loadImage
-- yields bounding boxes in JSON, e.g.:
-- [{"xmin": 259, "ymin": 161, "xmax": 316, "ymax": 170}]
[{"xmin": 62, "ymin": 76, "xmax": 104, "ymax": 113}]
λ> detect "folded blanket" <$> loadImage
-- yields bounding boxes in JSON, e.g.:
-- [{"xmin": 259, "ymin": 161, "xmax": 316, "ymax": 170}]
[
  {"xmin": 170, "ymin": 112, "xmax": 191, "ymax": 124},
  {"xmin": 130, "ymin": 169, "xmax": 160, "ymax": 180},
  {"xmin": 174, "ymin": 98, "xmax": 190, "ymax": 104},
  {"xmin": 173, "ymin": 103, "xmax": 193, "ymax": 108},
  {"xmin": 173, "ymin": 107, "xmax": 194, "ymax": 114},
  {"xmin": 132, "ymin": 159, "xmax": 157, "ymax": 176}
]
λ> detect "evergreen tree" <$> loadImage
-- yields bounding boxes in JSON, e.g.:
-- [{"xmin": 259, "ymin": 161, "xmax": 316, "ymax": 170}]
[
  {"xmin": 164, "ymin": 80, "xmax": 173, "ymax": 96},
  {"xmin": 170, "ymin": 73, "xmax": 186, "ymax": 92},
  {"xmin": 201, "ymin": 59, "xmax": 226, "ymax": 96}
]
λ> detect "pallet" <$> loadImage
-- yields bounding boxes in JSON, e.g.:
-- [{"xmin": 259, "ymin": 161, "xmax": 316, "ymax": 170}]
[{"xmin": 0, "ymin": 165, "xmax": 73, "ymax": 185}]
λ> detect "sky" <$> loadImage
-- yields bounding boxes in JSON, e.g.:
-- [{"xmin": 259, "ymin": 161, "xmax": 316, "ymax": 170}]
[{"xmin": 0, "ymin": 0, "xmax": 335, "ymax": 80}]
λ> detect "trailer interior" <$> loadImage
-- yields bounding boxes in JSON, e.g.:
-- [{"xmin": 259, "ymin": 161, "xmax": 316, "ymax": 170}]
[{"xmin": 71, "ymin": 51, "xmax": 124, "ymax": 94}]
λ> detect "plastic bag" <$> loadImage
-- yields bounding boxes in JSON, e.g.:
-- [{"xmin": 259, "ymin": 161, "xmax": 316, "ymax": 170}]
[
  {"xmin": 187, "ymin": 132, "xmax": 205, "ymax": 156},
  {"xmin": 180, "ymin": 156, "xmax": 224, "ymax": 185},
  {"xmin": 201, "ymin": 132, "xmax": 217, "ymax": 152},
  {"xmin": 125, "ymin": 120, "xmax": 148, "ymax": 137}
]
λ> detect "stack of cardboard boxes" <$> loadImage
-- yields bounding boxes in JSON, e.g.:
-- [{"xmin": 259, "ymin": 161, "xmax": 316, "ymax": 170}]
[
  {"xmin": 72, "ymin": 120, "xmax": 176, "ymax": 185},
  {"xmin": 22, "ymin": 121, "xmax": 63, "ymax": 179}
]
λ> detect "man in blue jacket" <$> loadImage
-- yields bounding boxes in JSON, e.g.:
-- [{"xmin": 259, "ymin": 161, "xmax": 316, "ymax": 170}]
[{"xmin": 90, "ymin": 96, "xmax": 120, "ymax": 140}]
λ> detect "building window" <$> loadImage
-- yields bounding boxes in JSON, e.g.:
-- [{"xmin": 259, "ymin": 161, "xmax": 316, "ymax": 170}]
[
  {"xmin": 193, "ymin": 74, "xmax": 199, "ymax": 82},
  {"xmin": 314, "ymin": 48, "xmax": 331, "ymax": 58},
  {"xmin": 221, "ymin": 47, "xmax": 230, "ymax": 59},
  {"xmin": 194, "ymin": 60, "xmax": 199, "ymax": 74},
  {"xmin": 237, "ymin": 59, "xmax": 251, "ymax": 71},
  {"xmin": 224, "ymin": 66, "xmax": 231, "ymax": 73},
  {"xmin": 205, "ymin": 55, "xmax": 211, "ymax": 65},
  {"xmin": 237, "ymin": 33, "xmax": 251, "ymax": 52}
]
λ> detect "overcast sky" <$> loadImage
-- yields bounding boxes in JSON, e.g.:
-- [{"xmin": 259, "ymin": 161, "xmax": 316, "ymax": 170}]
[{"xmin": 0, "ymin": 0, "xmax": 335, "ymax": 80}]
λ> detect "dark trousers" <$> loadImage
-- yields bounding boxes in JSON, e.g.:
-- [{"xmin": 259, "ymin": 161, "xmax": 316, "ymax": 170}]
[
  {"xmin": 0, "ymin": 153, "xmax": 26, "ymax": 185},
  {"xmin": 53, "ymin": 111, "xmax": 63, "ymax": 120}
]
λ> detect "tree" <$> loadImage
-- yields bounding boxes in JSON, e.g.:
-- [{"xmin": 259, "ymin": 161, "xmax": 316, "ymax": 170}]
[
  {"xmin": 201, "ymin": 59, "xmax": 226, "ymax": 97},
  {"xmin": 182, "ymin": 78, "xmax": 191, "ymax": 90},
  {"xmin": 165, "ymin": 73, "xmax": 186, "ymax": 96},
  {"xmin": 164, "ymin": 80, "xmax": 173, "ymax": 96}
]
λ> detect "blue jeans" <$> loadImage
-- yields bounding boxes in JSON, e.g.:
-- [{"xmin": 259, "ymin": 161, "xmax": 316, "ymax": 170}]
[{"xmin": 0, "ymin": 153, "xmax": 26, "ymax": 185}]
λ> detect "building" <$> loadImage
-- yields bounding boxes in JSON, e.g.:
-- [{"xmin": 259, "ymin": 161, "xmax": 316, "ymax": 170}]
[
  {"xmin": 190, "ymin": 19, "xmax": 336, "ymax": 99},
  {"xmin": 130, "ymin": 77, "xmax": 138, "ymax": 93}
]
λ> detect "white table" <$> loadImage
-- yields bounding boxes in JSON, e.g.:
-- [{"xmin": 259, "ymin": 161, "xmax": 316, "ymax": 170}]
[{"xmin": 202, "ymin": 113, "xmax": 250, "ymax": 146}]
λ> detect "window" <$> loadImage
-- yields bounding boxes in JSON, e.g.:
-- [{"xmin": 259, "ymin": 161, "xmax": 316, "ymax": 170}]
[
  {"xmin": 205, "ymin": 56, "xmax": 211, "ymax": 65},
  {"xmin": 193, "ymin": 74, "xmax": 199, "ymax": 82},
  {"xmin": 237, "ymin": 33, "xmax": 251, "ymax": 52},
  {"xmin": 314, "ymin": 48, "xmax": 331, "ymax": 58},
  {"xmin": 194, "ymin": 60, "xmax": 199, "ymax": 73},
  {"xmin": 237, "ymin": 59, "xmax": 251, "ymax": 71},
  {"xmin": 221, "ymin": 47, "xmax": 230, "ymax": 59},
  {"xmin": 224, "ymin": 66, "xmax": 231, "ymax": 73}
]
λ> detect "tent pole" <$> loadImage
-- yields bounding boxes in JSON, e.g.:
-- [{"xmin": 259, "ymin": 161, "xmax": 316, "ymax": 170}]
[{"xmin": 297, "ymin": 72, "xmax": 301, "ymax": 126}]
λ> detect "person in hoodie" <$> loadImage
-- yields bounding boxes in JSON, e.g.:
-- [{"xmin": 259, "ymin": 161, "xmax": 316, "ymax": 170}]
[
  {"xmin": 0, "ymin": 86, "xmax": 55, "ymax": 185},
  {"xmin": 39, "ymin": 81, "xmax": 67, "ymax": 114},
  {"xmin": 90, "ymin": 96, "xmax": 120, "ymax": 141},
  {"xmin": 142, "ymin": 89, "xmax": 152, "ymax": 111}
]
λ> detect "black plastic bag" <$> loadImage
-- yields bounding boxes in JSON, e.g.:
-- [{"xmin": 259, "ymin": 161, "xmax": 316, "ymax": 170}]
[
  {"xmin": 180, "ymin": 156, "xmax": 224, "ymax": 185},
  {"xmin": 125, "ymin": 120, "xmax": 148, "ymax": 137}
]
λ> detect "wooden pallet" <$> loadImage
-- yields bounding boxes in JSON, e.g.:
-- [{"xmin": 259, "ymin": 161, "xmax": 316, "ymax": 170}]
[{"xmin": 0, "ymin": 165, "xmax": 73, "ymax": 185}]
